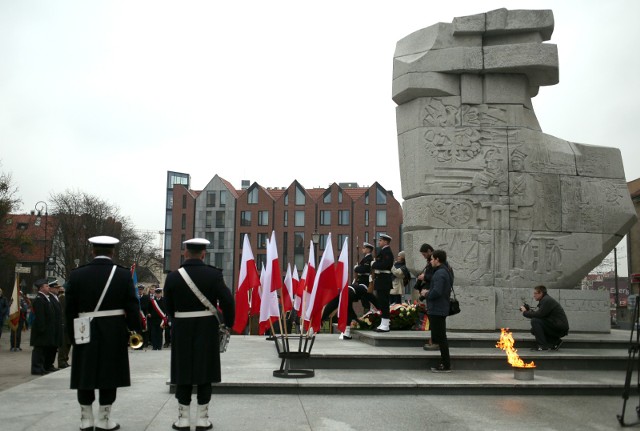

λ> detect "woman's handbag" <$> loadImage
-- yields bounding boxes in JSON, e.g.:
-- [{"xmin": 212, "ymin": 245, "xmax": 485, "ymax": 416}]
[{"xmin": 449, "ymin": 285, "xmax": 461, "ymax": 316}]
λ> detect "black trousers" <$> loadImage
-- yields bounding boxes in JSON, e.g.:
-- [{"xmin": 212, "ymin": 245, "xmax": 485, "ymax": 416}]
[
  {"xmin": 31, "ymin": 346, "xmax": 46, "ymax": 373},
  {"xmin": 530, "ymin": 318, "xmax": 567, "ymax": 348},
  {"xmin": 77, "ymin": 388, "xmax": 117, "ymax": 405},
  {"xmin": 44, "ymin": 346, "xmax": 57, "ymax": 370},
  {"xmin": 428, "ymin": 315, "xmax": 450, "ymax": 369},
  {"xmin": 11, "ymin": 321, "xmax": 23, "ymax": 348},
  {"xmin": 149, "ymin": 322, "xmax": 163, "ymax": 350},
  {"xmin": 175, "ymin": 384, "xmax": 212, "ymax": 405},
  {"xmin": 375, "ymin": 288, "xmax": 391, "ymax": 318}
]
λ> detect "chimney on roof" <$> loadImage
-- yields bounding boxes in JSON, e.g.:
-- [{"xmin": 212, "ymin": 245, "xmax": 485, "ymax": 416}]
[{"xmin": 241, "ymin": 180, "xmax": 250, "ymax": 190}]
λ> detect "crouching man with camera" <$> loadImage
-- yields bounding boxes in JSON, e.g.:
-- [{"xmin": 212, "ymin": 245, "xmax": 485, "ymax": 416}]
[{"xmin": 520, "ymin": 285, "xmax": 569, "ymax": 351}]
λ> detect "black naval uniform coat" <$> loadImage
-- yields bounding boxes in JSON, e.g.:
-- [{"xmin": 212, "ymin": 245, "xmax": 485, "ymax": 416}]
[
  {"xmin": 371, "ymin": 245, "xmax": 394, "ymax": 291},
  {"xmin": 30, "ymin": 292, "xmax": 56, "ymax": 347},
  {"xmin": 65, "ymin": 257, "xmax": 142, "ymax": 390},
  {"xmin": 353, "ymin": 253, "xmax": 373, "ymax": 285},
  {"xmin": 164, "ymin": 259, "xmax": 235, "ymax": 385}
]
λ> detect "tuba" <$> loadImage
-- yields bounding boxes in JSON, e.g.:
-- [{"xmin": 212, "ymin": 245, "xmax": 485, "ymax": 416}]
[{"xmin": 129, "ymin": 331, "xmax": 144, "ymax": 349}]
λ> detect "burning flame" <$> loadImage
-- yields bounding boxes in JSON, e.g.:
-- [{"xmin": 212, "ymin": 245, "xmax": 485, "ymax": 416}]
[{"xmin": 496, "ymin": 328, "xmax": 535, "ymax": 369}]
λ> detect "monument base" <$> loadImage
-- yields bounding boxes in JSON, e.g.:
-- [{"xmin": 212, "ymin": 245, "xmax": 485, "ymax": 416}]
[{"xmin": 447, "ymin": 286, "xmax": 610, "ymax": 333}]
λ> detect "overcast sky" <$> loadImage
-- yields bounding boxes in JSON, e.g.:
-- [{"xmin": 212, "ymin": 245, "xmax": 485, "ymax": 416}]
[{"xmin": 1, "ymin": 0, "xmax": 639, "ymax": 260}]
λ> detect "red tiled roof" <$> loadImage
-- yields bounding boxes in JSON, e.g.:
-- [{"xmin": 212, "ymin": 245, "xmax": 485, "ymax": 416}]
[
  {"xmin": 0, "ymin": 213, "xmax": 58, "ymax": 263},
  {"xmin": 219, "ymin": 177, "xmax": 239, "ymax": 198}
]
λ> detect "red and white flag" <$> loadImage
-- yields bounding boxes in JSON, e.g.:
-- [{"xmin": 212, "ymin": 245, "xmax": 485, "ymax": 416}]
[
  {"xmin": 292, "ymin": 264, "xmax": 302, "ymax": 312},
  {"xmin": 259, "ymin": 232, "xmax": 281, "ymax": 334},
  {"xmin": 304, "ymin": 233, "xmax": 337, "ymax": 333},
  {"xmin": 336, "ymin": 237, "xmax": 350, "ymax": 333},
  {"xmin": 8, "ymin": 276, "xmax": 20, "ymax": 331},
  {"xmin": 282, "ymin": 264, "xmax": 294, "ymax": 313},
  {"xmin": 300, "ymin": 241, "xmax": 316, "ymax": 323},
  {"xmin": 232, "ymin": 234, "xmax": 261, "ymax": 334}
]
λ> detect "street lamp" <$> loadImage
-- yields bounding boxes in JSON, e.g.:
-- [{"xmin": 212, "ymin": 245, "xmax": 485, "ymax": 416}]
[
  {"xmin": 311, "ymin": 230, "xmax": 320, "ymax": 266},
  {"xmin": 34, "ymin": 201, "xmax": 48, "ymax": 278}
]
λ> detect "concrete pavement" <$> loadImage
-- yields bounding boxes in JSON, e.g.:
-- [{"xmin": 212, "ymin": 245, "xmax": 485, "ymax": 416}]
[{"xmin": 0, "ymin": 328, "xmax": 633, "ymax": 430}]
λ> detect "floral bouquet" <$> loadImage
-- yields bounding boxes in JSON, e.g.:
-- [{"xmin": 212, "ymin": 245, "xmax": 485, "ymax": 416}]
[{"xmin": 355, "ymin": 301, "xmax": 425, "ymax": 330}]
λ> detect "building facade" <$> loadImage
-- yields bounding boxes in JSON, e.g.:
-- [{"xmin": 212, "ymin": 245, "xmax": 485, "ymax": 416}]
[{"xmin": 164, "ymin": 172, "xmax": 403, "ymax": 290}]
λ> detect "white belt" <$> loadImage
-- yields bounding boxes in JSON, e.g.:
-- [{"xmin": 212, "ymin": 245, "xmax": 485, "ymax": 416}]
[
  {"xmin": 79, "ymin": 309, "xmax": 125, "ymax": 318},
  {"xmin": 374, "ymin": 270, "xmax": 391, "ymax": 274},
  {"xmin": 174, "ymin": 310, "xmax": 214, "ymax": 318}
]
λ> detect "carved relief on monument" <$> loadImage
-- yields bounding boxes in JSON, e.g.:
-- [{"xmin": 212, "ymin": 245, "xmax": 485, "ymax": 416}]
[
  {"xmin": 569, "ymin": 142, "xmax": 626, "ymax": 179},
  {"xmin": 396, "ymin": 96, "xmax": 461, "ymax": 135},
  {"xmin": 422, "ymin": 98, "xmax": 460, "ymax": 127},
  {"xmin": 508, "ymin": 128, "xmax": 576, "ymax": 175}
]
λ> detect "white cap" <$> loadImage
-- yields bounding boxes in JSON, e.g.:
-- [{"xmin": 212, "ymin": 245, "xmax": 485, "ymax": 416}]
[
  {"xmin": 379, "ymin": 234, "xmax": 392, "ymax": 241},
  {"xmin": 88, "ymin": 236, "xmax": 120, "ymax": 247},
  {"xmin": 363, "ymin": 242, "xmax": 374, "ymax": 249},
  {"xmin": 183, "ymin": 238, "xmax": 210, "ymax": 251}
]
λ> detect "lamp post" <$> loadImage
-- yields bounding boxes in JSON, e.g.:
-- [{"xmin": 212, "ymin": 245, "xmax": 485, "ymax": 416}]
[
  {"xmin": 311, "ymin": 230, "xmax": 320, "ymax": 266},
  {"xmin": 34, "ymin": 201, "xmax": 48, "ymax": 278}
]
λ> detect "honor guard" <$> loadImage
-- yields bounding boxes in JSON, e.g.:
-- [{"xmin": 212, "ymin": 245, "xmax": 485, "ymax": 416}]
[
  {"xmin": 65, "ymin": 235, "xmax": 142, "ymax": 431},
  {"xmin": 164, "ymin": 238, "xmax": 235, "ymax": 431},
  {"xmin": 371, "ymin": 234, "xmax": 394, "ymax": 332},
  {"xmin": 353, "ymin": 242, "xmax": 374, "ymax": 285}
]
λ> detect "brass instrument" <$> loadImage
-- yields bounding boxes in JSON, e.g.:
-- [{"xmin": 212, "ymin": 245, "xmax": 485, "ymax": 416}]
[{"xmin": 129, "ymin": 331, "xmax": 144, "ymax": 349}]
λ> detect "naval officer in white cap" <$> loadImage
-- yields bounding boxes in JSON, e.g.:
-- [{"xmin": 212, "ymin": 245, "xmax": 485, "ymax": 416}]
[
  {"xmin": 65, "ymin": 235, "xmax": 142, "ymax": 431},
  {"xmin": 164, "ymin": 238, "xmax": 235, "ymax": 431},
  {"xmin": 371, "ymin": 234, "xmax": 394, "ymax": 332}
]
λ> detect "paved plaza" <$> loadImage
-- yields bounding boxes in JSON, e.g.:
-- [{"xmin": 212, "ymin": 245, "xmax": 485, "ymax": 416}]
[{"xmin": 0, "ymin": 329, "xmax": 633, "ymax": 430}]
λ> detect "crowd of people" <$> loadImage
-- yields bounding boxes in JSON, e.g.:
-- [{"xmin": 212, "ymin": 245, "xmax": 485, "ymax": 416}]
[{"xmin": 0, "ymin": 232, "xmax": 571, "ymax": 430}]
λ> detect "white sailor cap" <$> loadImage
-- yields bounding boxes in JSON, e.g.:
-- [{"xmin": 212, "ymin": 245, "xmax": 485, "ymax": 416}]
[
  {"xmin": 88, "ymin": 236, "xmax": 120, "ymax": 248},
  {"xmin": 379, "ymin": 233, "xmax": 392, "ymax": 241},
  {"xmin": 183, "ymin": 238, "xmax": 210, "ymax": 251},
  {"xmin": 363, "ymin": 242, "xmax": 374, "ymax": 249}
]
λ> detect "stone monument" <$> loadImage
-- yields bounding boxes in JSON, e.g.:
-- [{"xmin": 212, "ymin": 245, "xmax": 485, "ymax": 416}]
[{"xmin": 393, "ymin": 9, "xmax": 637, "ymax": 332}]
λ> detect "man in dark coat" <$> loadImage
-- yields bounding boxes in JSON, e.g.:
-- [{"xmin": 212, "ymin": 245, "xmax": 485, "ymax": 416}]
[
  {"xmin": 147, "ymin": 287, "xmax": 167, "ymax": 350},
  {"xmin": 371, "ymin": 234, "xmax": 394, "ymax": 332},
  {"xmin": 30, "ymin": 279, "xmax": 56, "ymax": 375},
  {"xmin": 164, "ymin": 238, "xmax": 234, "ymax": 431},
  {"xmin": 65, "ymin": 236, "xmax": 142, "ymax": 431},
  {"xmin": 520, "ymin": 285, "xmax": 569, "ymax": 351},
  {"xmin": 353, "ymin": 242, "xmax": 374, "ymax": 285},
  {"xmin": 427, "ymin": 249, "xmax": 453, "ymax": 373},
  {"xmin": 44, "ymin": 280, "xmax": 63, "ymax": 372}
]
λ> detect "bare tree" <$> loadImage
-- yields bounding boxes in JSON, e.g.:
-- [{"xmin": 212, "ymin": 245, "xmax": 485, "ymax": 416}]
[
  {"xmin": 0, "ymin": 166, "xmax": 23, "ymax": 287},
  {"xmin": 50, "ymin": 189, "xmax": 156, "ymax": 279}
]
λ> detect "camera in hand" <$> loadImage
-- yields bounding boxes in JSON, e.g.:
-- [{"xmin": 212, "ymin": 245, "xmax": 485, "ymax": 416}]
[{"xmin": 522, "ymin": 302, "xmax": 530, "ymax": 311}]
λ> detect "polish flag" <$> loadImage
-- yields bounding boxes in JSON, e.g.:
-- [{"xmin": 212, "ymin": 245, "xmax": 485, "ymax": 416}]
[
  {"xmin": 304, "ymin": 233, "xmax": 337, "ymax": 333},
  {"xmin": 8, "ymin": 276, "xmax": 20, "ymax": 330},
  {"xmin": 232, "ymin": 234, "xmax": 261, "ymax": 334},
  {"xmin": 296, "ymin": 264, "xmax": 308, "ymax": 314},
  {"xmin": 336, "ymin": 237, "xmax": 350, "ymax": 333},
  {"xmin": 250, "ymin": 264, "xmax": 265, "ymax": 317},
  {"xmin": 292, "ymin": 264, "xmax": 302, "ymax": 312},
  {"xmin": 259, "ymin": 232, "xmax": 281, "ymax": 334},
  {"xmin": 282, "ymin": 264, "xmax": 294, "ymax": 313},
  {"xmin": 300, "ymin": 241, "xmax": 317, "ymax": 322}
]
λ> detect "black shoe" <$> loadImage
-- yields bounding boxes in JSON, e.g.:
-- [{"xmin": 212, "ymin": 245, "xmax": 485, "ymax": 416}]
[
  {"xmin": 431, "ymin": 364, "xmax": 452, "ymax": 373},
  {"xmin": 163, "ymin": 343, "xmax": 170, "ymax": 348},
  {"xmin": 45, "ymin": 367, "xmax": 58, "ymax": 372},
  {"xmin": 58, "ymin": 363, "xmax": 70, "ymax": 369},
  {"xmin": 551, "ymin": 340, "xmax": 564, "ymax": 351},
  {"xmin": 530, "ymin": 345, "xmax": 549, "ymax": 351},
  {"xmin": 31, "ymin": 370, "xmax": 46, "ymax": 376}
]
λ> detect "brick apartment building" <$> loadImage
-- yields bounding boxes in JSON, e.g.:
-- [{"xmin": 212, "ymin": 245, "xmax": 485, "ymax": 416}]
[{"xmin": 164, "ymin": 171, "xmax": 403, "ymax": 290}]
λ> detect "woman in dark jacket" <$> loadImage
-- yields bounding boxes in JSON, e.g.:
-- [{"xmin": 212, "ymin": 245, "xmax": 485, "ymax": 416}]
[{"xmin": 426, "ymin": 250, "xmax": 453, "ymax": 373}]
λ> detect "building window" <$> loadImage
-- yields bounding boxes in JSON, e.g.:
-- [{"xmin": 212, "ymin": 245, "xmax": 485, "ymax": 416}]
[
  {"xmin": 338, "ymin": 210, "xmax": 350, "ymax": 225},
  {"xmin": 338, "ymin": 190, "xmax": 343, "ymax": 204},
  {"xmin": 294, "ymin": 232, "xmax": 305, "ymax": 271},
  {"xmin": 182, "ymin": 195, "xmax": 187, "ymax": 209},
  {"xmin": 165, "ymin": 214, "xmax": 172, "ymax": 230},
  {"xmin": 337, "ymin": 234, "xmax": 348, "ymax": 250},
  {"xmin": 181, "ymin": 213, "xmax": 186, "ymax": 229},
  {"xmin": 216, "ymin": 211, "xmax": 225, "ymax": 228},
  {"xmin": 256, "ymin": 254, "xmax": 267, "ymax": 270},
  {"xmin": 220, "ymin": 190, "xmax": 227, "ymax": 207},
  {"xmin": 283, "ymin": 210, "xmax": 288, "ymax": 227},
  {"xmin": 376, "ymin": 209, "xmax": 387, "ymax": 226},
  {"xmin": 218, "ymin": 231, "xmax": 225, "ymax": 249},
  {"xmin": 241, "ymin": 232, "xmax": 250, "ymax": 244},
  {"xmin": 294, "ymin": 210, "xmax": 305, "ymax": 227},
  {"xmin": 207, "ymin": 191, "xmax": 216, "ymax": 207},
  {"xmin": 258, "ymin": 211, "xmax": 269, "ymax": 226},
  {"xmin": 205, "ymin": 211, "xmax": 213, "ymax": 228},
  {"xmin": 364, "ymin": 231, "xmax": 369, "ymax": 243},
  {"xmin": 282, "ymin": 232, "xmax": 288, "ymax": 264},
  {"xmin": 167, "ymin": 191, "xmax": 174, "ymax": 209},
  {"xmin": 214, "ymin": 253, "xmax": 223, "ymax": 268},
  {"xmin": 323, "ymin": 191, "xmax": 331, "ymax": 204},
  {"xmin": 319, "ymin": 234, "xmax": 327, "ymax": 250},
  {"xmin": 257, "ymin": 233, "xmax": 268, "ymax": 249},
  {"xmin": 295, "ymin": 186, "xmax": 305, "ymax": 205},
  {"xmin": 364, "ymin": 191, "xmax": 369, "ymax": 205},
  {"xmin": 365, "ymin": 210, "xmax": 369, "ymax": 227},
  {"xmin": 319, "ymin": 210, "xmax": 331, "ymax": 226},
  {"xmin": 376, "ymin": 186, "xmax": 387, "ymax": 204},
  {"xmin": 248, "ymin": 187, "xmax": 258, "ymax": 204},
  {"xmin": 181, "ymin": 234, "xmax": 186, "ymax": 249},
  {"xmin": 284, "ymin": 192, "xmax": 289, "ymax": 206},
  {"xmin": 205, "ymin": 232, "xmax": 215, "ymax": 245},
  {"xmin": 241, "ymin": 211, "xmax": 251, "ymax": 226}
]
